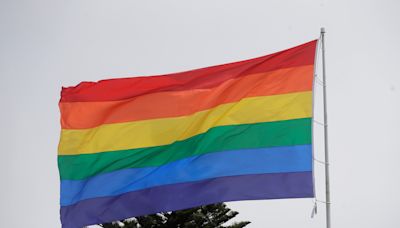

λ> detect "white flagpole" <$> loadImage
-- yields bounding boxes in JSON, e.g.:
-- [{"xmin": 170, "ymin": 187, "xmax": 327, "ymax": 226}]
[{"xmin": 320, "ymin": 27, "xmax": 331, "ymax": 228}]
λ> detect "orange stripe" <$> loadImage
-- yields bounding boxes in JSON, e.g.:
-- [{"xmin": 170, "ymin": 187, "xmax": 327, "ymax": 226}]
[{"xmin": 60, "ymin": 65, "xmax": 313, "ymax": 129}]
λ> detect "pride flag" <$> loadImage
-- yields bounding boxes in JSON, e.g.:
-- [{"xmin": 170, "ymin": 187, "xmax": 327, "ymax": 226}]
[{"xmin": 58, "ymin": 40, "xmax": 317, "ymax": 228}]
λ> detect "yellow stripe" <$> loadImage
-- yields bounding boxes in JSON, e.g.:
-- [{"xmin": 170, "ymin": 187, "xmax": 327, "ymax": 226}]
[{"xmin": 58, "ymin": 91, "xmax": 312, "ymax": 155}]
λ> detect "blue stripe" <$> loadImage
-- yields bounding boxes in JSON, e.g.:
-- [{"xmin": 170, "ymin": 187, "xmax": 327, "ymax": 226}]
[
  {"xmin": 61, "ymin": 172, "xmax": 314, "ymax": 228},
  {"xmin": 61, "ymin": 144, "xmax": 312, "ymax": 206}
]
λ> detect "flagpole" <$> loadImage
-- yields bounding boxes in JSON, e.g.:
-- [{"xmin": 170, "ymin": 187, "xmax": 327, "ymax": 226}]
[{"xmin": 320, "ymin": 27, "xmax": 331, "ymax": 228}]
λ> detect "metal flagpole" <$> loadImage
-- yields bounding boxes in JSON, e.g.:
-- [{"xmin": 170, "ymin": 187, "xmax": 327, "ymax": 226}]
[{"xmin": 320, "ymin": 27, "xmax": 331, "ymax": 228}]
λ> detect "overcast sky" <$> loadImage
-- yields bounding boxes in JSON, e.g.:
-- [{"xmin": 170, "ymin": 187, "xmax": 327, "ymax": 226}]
[{"xmin": 1, "ymin": 0, "xmax": 399, "ymax": 227}]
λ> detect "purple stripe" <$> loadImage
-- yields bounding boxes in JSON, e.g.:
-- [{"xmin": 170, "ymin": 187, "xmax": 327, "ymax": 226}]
[{"xmin": 60, "ymin": 172, "xmax": 313, "ymax": 228}]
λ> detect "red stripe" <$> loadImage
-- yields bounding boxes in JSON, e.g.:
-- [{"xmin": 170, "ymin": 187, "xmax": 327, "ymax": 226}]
[{"xmin": 61, "ymin": 40, "xmax": 317, "ymax": 102}]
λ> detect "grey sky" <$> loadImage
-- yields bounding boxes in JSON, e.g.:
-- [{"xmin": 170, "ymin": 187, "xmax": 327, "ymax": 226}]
[{"xmin": 1, "ymin": 0, "xmax": 399, "ymax": 227}]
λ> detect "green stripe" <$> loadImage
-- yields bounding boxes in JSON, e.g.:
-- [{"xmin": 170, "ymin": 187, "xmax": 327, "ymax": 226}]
[{"xmin": 58, "ymin": 118, "xmax": 311, "ymax": 180}]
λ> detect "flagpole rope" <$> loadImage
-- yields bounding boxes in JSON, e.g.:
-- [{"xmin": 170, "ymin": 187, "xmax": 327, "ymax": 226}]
[
  {"xmin": 316, "ymin": 199, "xmax": 331, "ymax": 204},
  {"xmin": 314, "ymin": 119, "xmax": 327, "ymax": 126},
  {"xmin": 315, "ymin": 77, "xmax": 326, "ymax": 87},
  {"xmin": 311, "ymin": 198, "xmax": 332, "ymax": 218},
  {"xmin": 310, "ymin": 34, "xmax": 322, "ymax": 218},
  {"xmin": 313, "ymin": 158, "xmax": 329, "ymax": 165}
]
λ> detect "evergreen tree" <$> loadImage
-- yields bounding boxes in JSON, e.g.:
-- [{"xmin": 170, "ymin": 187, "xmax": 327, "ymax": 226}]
[{"xmin": 100, "ymin": 203, "xmax": 250, "ymax": 228}]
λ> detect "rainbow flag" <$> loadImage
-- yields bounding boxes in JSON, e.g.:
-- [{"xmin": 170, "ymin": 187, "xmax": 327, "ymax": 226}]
[{"xmin": 58, "ymin": 40, "xmax": 317, "ymax": 228}]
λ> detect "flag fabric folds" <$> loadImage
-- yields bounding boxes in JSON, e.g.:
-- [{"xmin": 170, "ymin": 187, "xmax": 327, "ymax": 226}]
[{"xmin": 58, "ymin": 40, "xmax": 317, "ymax": 228}]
